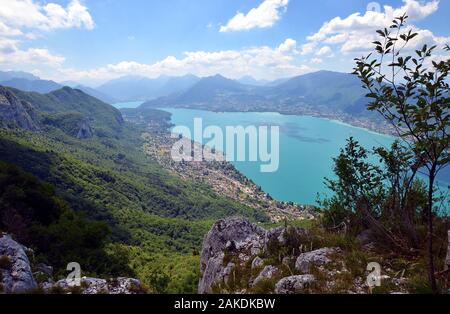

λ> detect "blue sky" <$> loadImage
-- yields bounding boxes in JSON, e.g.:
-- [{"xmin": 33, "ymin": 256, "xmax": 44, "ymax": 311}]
[{"xmin": 0, "ymin": 0, "xmax": 449, "ymax": 85}]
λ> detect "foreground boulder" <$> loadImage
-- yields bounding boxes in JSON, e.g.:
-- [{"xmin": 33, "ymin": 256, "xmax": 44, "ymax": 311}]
[
  {"xmin": 0, "ymin": 234, "xmax": 143, "ymax": 294},
  {"xmin": 295, "ymin": 247, "xmax": 341, "ymax": 273},
  {"xmin": 198, "ymin": 217, "xmax": 339, "ymax": 294},
  {"xmin": 198, "ymin": 217, "xmax": 266, "ymax": 294},
  {"xmin": 44, "ymin": 277, "xmax": 144, "ymax": 294},
  {"xmin": 0, "ymin": 234, "xmax": 37, "ymax": 293},
  {"xmin": 252, "ymin": 265, "xmax": 278, "ymax": 287}
]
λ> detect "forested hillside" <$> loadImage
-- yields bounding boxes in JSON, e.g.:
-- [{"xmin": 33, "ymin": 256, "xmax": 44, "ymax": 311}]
[{"xmin": 0, "ymin": 86, "xmax": 268, "ymax": 293}]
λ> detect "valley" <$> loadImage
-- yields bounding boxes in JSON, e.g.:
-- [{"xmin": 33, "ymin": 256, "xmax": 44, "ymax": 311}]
[
  {"xmin": 0, "ymin": 84, "xmax": 303, "ymax": 293},
  {"xmin": 0, "ymin": 66, "xmax": 448, "ymax": 295},
  {"xmin": 0, "ymin": 0, "xmax": 449, "ymax": 298}
]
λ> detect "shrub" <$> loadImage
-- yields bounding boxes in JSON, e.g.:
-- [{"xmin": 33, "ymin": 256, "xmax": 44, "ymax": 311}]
[
  {"xmin": 50, "ymin": 285, "xmax": 66, "ymax": 294},
  {"xmin": 251, "ymin": 278, "xmax": 276, "ymax": 294},
  {"xmin": 406, "ymin": 271, "xmax": 435, "ymax": 294},
  {"xmin": 0, "ymin": 255, "xmax": 12, "ymax": 269}
]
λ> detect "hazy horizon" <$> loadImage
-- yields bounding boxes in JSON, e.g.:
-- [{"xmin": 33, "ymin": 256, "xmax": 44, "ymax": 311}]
[{"xmin": 0, "ymin": 0, "xmax": 449, "ymax": 86}]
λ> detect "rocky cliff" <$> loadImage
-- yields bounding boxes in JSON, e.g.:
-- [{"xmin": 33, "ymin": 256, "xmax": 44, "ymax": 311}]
[
  {"xmin": 0, "ymin": 234, "xmax": 144, "ymax": 294},
  {"xmin": 0, "ymin": 87, "xmax": 39, "ymax": 131},
  {"xmin": 198, "ymin": 217, "xmax": 368, "ymax": 294},
  {"xmin": 198, "ymin": 217, "xmax": 267, "ymax": 293},
  {"xmin": 76, "ymin": 119, "xmax": 94, "ymax": 139}
]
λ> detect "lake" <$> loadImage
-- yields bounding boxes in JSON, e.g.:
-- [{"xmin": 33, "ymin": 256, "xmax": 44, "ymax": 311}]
[
  {"xmin": 112, "ymin": 101, "xmax": 143, "ymax": 109},
  {"xmin": 112, "ymin": 101, "xmax": 449, "ymax": 210},
  {"xmin": 164, "ymin": 108, "xmax": 393, "ymax": 205},
  {"xmin": 163, "ymin": 108, "xmax": 449, "ymax": 208}
]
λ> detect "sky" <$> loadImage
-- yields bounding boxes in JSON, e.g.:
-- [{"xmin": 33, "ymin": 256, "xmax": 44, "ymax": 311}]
[{"xmin": 0, "ymin": 0, "xmax": 449, "ymax": 85}]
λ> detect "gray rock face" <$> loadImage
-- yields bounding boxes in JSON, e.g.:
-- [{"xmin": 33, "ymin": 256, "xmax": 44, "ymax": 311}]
[
  {"xmin": 198, "ymin": 217, "xmax": 266, "ymax": 294},
  {"xmin": 251, "ymin": 256, "xmax": 264, "ymax": 270},
  {"xmin": 295, "ymin": 247, "xmax": 341, "ymax": 273},
  {"xmin": 76, "ymin": 120, "xmax": 94, "ymax": 139},
  {"xmin": 252, "ymin": 265, "xmax": 278, "ymax": 287},
  {"xmin": 0, "ymin": 235, "xmax": 37, "ymax": 293},
  {"xmin": 263, "ymin": 227, "xmax": 285, "ymax": 249},
  {"xmin": 275, "ymin": 275, "xmax": 315, "ymax": 294},
  {"xmin": 198, "ymin": 217, "xmax": 310, "ymax": 294},
  {"xmin": 36, "ymin": 263, "xmax": 53, "ymax": 277},
  {"xmin": 263, "ymin": 226, "xmax": 306, "ymax": 248},
  {"xmin": 222, "ymin": 263, "xmax": 235, "ymax": 285},
  {"xmin": 0, "ymin": 87, "xmax": 39, "ymax": 131},
  {"xmin": 49, "ymin": 277, "xmax": 143, "ymax": 294}
]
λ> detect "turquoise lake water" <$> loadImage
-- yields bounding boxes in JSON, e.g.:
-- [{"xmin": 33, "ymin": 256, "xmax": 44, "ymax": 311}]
[
  {"xmin": 164, "ymin": 108, "xmax": 393, "ymax": 205},
  {"xmin": 112, "ymin": 100, "xmax": 448, "ymax": 210},
  {"xmin": 112, "ymin": 101, "xmax": 143, "ymax": 109},
  {"xmin": 163, "ymin": 108, "xmax": 449, "ymax": 208}
]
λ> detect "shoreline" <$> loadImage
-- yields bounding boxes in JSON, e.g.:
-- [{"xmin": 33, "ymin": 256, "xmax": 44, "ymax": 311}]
[
  {"xmin": 115, "ymin": 100, "xmax": 396, "ymax": 138},
  {"xmin": 154, "ymin": 106, "xmax": 397, "ymax": 138},
  {"xmin": 121, "ymin": 106, "xmax": 448, "ymax": 214}
]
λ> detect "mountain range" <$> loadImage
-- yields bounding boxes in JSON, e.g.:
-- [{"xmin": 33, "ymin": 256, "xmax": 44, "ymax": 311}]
[
  {"xmin": 0, "ymin": 70, "xmax": 371, "ymax": 118},
  {"xmin": 0, "ymin": 71, "xmax": 115, "ymax": 103},
  {"xmin": 96, "ymin": 74, "xmax": 201, "ymax": 102},
  {"xmin": 0, "ymin": 70, "xmax": 40, "ymax": 81},
  {"xmin": 140, "ymin": 71, "xmax": 370, "ymax": 118},
  {"xmin": 237, "ymin": 75, "xmax": 270, "ymax": 86},
  {"xmin": 0, "ymin": 77, "xmax": 62, "ymax": 94}
]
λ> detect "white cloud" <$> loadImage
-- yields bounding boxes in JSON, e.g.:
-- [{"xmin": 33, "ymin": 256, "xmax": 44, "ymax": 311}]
[
  {"xmin": 315, "ymin": 46, "xmax": 332, "ymax": 56},
  {"xmin": 277, "ymin": 38, "xmax": 297, "ymax": 53},
  {"xmin": 220, "ymin": 0, "xmax": 289, "ymax": 32},
  {"xmin": 0, "ymin": 38, "xmax": 19, "ymax": 54},
  {"xmin": 307, "ymin": 0, "xmax": 447, "ymax": 54},
  {"xmin": 0, "ymin": 41, "xmax": 65, "ymax": 67},
  {"xmin": 310, "ymin": 58, "xmax": 323, "ymax": 64},
  {"xmin": 52, "ymin": 39, "xmax": 313, "ymax": 82},
  {"xmin": 0, "ymin": 0, "xmax": 93, "ymax": 70},
  {"xmin": 0, "ymin": 21, "xmax": 23, "ymax": 37},
  {"xmin": 0, "ymin": 0, "xmax": 94, "ymax": 33},
  {"xmin": 300, "ymin": 42, "xmax": 317, "ymax": 55}
]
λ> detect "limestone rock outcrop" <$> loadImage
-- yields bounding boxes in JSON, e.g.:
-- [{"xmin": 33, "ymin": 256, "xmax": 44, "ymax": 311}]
[
  {"xmin": 198, "ymin": 217, "xmax": 333, "ymax": 294},
  {"xmin": 252, "ymin": 265, "xmax": 278, "ymax": 287},
  {"xmin": 0, "ymin": 234, "xmax": 37, "ymax": 293},
  {"xmin": 44, "ymin": 277, "xmax": 144, "ymax": 294},
  {"xmin": 275, "ymin": 275, "xmax": 315, "ymax": 294},
  {"xmin": 295, "ymin": 247, "xmax": 341, "ymax": 274},
  {"xmin": 198, "ymin": 217, "xmax": 266, "ymax": 294},
  {"xmin": 0, "ymin": 87, "xmax": 39, "ymax": 131},
  {"xmin": 76, "ymin": 119, "xmax": 94, "ymax": 139},
  {"xmin": 0, "ymin": 234, "xmax": 143, "ymax": 294}
]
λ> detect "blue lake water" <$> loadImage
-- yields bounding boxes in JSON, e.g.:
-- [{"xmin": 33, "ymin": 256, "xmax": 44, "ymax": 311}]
[
  {"xmin": 112, "ymin": 101, "xmax": 143, "ymax": 109},
  {"xmin": 164, "ymin": 108, "xmax": 449, "ymax": 208}
]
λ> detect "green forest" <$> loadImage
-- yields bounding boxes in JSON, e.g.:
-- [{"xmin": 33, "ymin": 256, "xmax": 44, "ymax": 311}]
[{"xmin": 0, "ymin": 86, "xmax": 268, "ymax": 293}]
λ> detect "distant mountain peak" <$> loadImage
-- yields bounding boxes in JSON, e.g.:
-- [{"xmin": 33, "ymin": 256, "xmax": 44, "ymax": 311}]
[
  {"xmin": 238, "ymin": 75, "xmax": 270, "ymax": 86},
  {"xmin": 0, "ymin": 77, "xmax": 62, "ymax": 94},
  {"xmin": 97, "ymin": 74, "xmax": 201, "ymax": 102},
  {"xmin": 0, "ymin": 70, "xmax": 40, "ymax": 82},
  {"xmin": 207, "ymin": 74, "xmax": 229, "ymax": 80}
]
